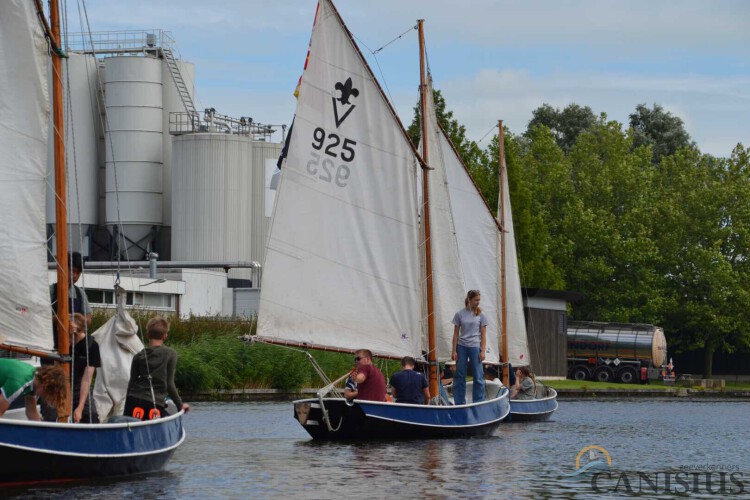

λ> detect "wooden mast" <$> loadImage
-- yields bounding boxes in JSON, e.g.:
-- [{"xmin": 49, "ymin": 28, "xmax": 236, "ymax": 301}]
[
  {"xmin": 50, "ymin": 0, "xmax": 70, "ymax": 377},
  {"xmin": 498, "ymin": 120, "xmax": 509, "ymax": 387},
  {"xmin": 418, "ymin": 20, "xmax": 438, "ymax": 399}
]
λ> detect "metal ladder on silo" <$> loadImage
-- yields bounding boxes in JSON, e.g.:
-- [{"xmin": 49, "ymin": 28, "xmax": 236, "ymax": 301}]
[{"xmin": 162, "ymin": 48, "xmax": 199, "ymax": 130}]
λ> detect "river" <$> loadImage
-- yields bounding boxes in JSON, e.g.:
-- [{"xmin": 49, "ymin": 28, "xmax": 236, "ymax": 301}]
[{"xmin": 6, "ymin": 399, "xmax": 750, "ymax": 498}]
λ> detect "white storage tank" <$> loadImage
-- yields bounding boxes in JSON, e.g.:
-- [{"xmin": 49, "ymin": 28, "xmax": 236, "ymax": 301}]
[
  {"xmin": 171, "ymin": 134, "xmax": 281, "ymax": 282},
  {"xmin": 46, "ymin": 53, "xmax": 99, "ymax": 255},
  {"xmin": 161, "ymin": 59, "xmax": 195, "ymax": 229},
  {"xmin": 103, "ymin": 56, "xmax": 163, "ymax": 258}
]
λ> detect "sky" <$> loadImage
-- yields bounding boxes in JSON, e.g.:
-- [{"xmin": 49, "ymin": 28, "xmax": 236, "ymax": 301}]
[{"xmin": 70, "ymin": 0, "xmax": 749, "ymax": 157}]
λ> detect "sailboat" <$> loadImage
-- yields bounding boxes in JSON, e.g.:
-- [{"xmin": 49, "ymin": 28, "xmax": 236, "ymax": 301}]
[
  {"xmin": 255, "ymin": 0, "xmax": 509, "ymax": 440},
  {"xmin": 419, "ymin": 74, "xmax": 557, "ymax": 420},
  {"xmin": 496, "ymin": 121, "xmax": 558, "ymax": 421},
  {"xmin": 0, "ymin": 0, "xmax": 184, "ymax": 483}
]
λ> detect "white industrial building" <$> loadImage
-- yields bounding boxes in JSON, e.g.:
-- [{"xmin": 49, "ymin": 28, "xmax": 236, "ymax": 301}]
[{"xmin": 47, "ymin": 30, "xmax": 283, "ymax": 317}]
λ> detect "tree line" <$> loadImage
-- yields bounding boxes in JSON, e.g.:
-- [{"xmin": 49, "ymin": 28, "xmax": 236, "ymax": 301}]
[{"xmin": 409, "ymin": 95, "xmax": 749, "ymax": 377}]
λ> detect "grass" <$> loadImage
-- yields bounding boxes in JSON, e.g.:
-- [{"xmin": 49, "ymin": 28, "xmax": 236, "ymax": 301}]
[
  {"xmin": 91, "ymin": 309, "xmax": 401, "ymax": 393},
  {"xmin": 545, "ymin": 379, "xmax": 671, "ymax": 391}
]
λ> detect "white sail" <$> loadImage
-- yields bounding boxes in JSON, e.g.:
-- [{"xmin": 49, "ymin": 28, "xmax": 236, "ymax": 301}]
[
  {"xmin": 500, "ymin": 147, "xmax": 531, "ymax": 366},
  {"xmin": 0, "ymin": 1, "xmax": 53, "ymax": 351},
  {"xmin": 257, "ymin": 0, "xmax": 423, "ymax": 359},
  {"xmin": 424, "ymin": 81, "xmax": 500, "ymax": 364}
]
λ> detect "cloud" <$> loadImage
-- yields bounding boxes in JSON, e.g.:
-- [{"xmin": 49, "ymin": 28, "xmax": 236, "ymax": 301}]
[{"xmin": 437, "ymin": 69, "xmax": 750, "ymax": 155}]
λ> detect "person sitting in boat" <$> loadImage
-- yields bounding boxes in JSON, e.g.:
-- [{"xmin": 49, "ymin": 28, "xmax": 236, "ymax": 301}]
[
  {"xmin": 124, "ymin": 316, "xmax": 190, "ymax": 420},
  {"xmin": 70, "ymin": 312, "xmax": 101, "ymax": 423},
  {"xmin": 437, "ymin": 360, "xmax": 455, "ymax": 404},
  {"xmin": 0, "ymin": 359, "xmax": 69, "ymax": 421},
  {"xmin": 389, "ymin": 356, "xmax": 429, "ymax": 405},
  {"xmin": 349, "ymin": 349, "xmax": 386, "ymax": 402},
  {"xmin": 451, "ymin": 290, "xmax": 488, "ymax": 405},
  {"xmin": 510, "ymin": 366, "xmax": 536, "ymax": 400}
]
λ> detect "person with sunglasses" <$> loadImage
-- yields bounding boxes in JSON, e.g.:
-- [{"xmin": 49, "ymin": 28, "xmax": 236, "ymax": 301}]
[
  {"xmin": 451, "ymin": 289, "xmax": 488, "ymax": 405},
  {"xmin": 349, "ymin": 349, "xmax": 386, "ymax": 402}
]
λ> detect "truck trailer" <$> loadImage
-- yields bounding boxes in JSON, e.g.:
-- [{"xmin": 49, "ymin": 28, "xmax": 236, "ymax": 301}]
[{"xmin": 567, "ymin": 321, "xmax": 667, "ymax": 383}]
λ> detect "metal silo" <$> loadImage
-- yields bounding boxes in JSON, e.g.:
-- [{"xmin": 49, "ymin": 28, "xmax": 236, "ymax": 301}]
[
  {"xmin": 171, "ymin": 133, "xmax": 281, "ymax": 282},
  {"xmin": 103, "ymin": 56, "xmax": 163, "ymax": 259},
  {"xmin": 161, "ymin": 59, "xmax": 195, "ymax": 232},
  {"xmin": 46, "ymin": 53, "xmax": 99, "ymax": 255}
]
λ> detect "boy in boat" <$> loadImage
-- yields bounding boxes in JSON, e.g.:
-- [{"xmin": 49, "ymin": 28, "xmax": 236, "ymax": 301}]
[
  {"xmin": 510, "ymin": 366, "xmax": 536, "ymax": 400},
  {"xmin": 124, "ymin": 316, "xmax": 190, "ymax": 420},
  {"xmin": 0, "ymin": 359, "xmax": 69, "ymax": 421},
  {"xmin": 70, "ymin": 312, "xmax": 101, "ymax": 423},
  {"xmin": 389, "ymin": 356, "xmax": 429, "ymax": 405},
  {"xmin": 349, "ymin": 349, "xmax": 386, "ymax": 402}
]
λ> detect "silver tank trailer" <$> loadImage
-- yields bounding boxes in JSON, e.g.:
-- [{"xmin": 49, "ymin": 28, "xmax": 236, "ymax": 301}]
[{"xmin": 567, "ymin": 321, "xmax": 667, "ymax": 383}]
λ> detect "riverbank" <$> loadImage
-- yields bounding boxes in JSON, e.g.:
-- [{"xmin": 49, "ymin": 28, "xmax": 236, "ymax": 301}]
[{"xmin": 183, "ymin": 386, "xmax": 750, "ymax": 402}]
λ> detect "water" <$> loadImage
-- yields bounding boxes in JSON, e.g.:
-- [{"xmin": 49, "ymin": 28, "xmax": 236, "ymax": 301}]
[{"xmin": 6, "ymin": 399, "xmax": 750, "ymax": 499}]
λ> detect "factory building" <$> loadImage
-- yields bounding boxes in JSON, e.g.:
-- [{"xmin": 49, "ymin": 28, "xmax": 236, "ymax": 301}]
[{"xmin": 48, "ymin": 31, "xmax": 283, "ymax": 316}]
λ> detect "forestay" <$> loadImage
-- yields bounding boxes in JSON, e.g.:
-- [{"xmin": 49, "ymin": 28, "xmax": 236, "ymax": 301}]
[
  {"xmin": 0, "ymin": 1, "xmax": 53, "ymax": 351},
  {"xmin": 423, "ymin": 80, "xmax": 500, "ymax": 364},
  {"xmin": 257, "ymin": 0, "xmax": 423, "ymax": 359}
]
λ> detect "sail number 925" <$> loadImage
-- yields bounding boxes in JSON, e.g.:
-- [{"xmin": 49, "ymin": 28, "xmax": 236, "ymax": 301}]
[{"xmin": 308, "ymin": 127, "xmax": 357, "ymax": 187}]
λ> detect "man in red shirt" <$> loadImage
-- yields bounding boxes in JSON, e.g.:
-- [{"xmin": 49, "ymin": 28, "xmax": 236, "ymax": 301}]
[{"xmin": 349, "ymin": 349, "xmax": 386, "ymax": 402}]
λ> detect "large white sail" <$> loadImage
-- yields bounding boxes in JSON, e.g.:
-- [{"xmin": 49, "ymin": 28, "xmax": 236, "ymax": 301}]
[
  {"xmin": 499, "ymin": 153, "xmax": 531, "ymax": 366},
  {"xmin": 257, "ymin": 0, "xmax": 423, "ymax": 359},
  {"xmin": 424, "ymin": 81, "xmax": 500, "ymax": 364},
  {"xmin": 0, "ymin": 1, "xmax": 54, "ymax": 351}
]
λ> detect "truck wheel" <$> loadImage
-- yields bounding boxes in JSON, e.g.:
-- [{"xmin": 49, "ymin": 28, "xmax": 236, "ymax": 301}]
[
  {"xmin": 616, "ymin": 366, "xmax": 638, "ymax": 384},
  {"xmin": 593, "ymin": 366, "xmax": 614, "ymax": 383},
  {"xmin": 569, "ymin": 365, "xmax": 591, "ymax": 381}
]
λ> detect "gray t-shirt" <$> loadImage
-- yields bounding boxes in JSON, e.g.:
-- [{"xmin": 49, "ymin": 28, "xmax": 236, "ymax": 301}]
[
  {"xmin": 452, "ymin": 308, "xmax": 488, "ymax": 348},
  {"xmin": 517, "ymin": 377, "xmax": 535, "ymax": 400}
]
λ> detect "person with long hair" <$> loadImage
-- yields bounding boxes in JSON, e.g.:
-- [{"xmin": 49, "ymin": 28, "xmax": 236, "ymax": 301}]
[
  {"xmin": 0, "ymin": 359, "xmax": 70, "ymax": 421},
  {"xmin": 510, "ymin": 366, "xmax": 536, "ymax": 400},
  {"xmin": 451, "ymin": 290, "xmax": 488, "ymax": 405}
]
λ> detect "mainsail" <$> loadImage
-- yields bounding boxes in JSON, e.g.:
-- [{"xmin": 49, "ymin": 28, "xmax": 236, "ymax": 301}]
[
  {"xmin": 257, "ymin": 0, "xmax": 423, "ymax": 359},
  {"xmin": 423, "ymin": 80, "xmax": 501, "ymax": 364},
  {"xmin": 0, "ymin": 0, "xmax": 54, "ymax": 351}
]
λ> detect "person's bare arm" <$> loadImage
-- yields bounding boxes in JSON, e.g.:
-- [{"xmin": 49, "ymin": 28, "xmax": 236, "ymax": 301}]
[
  {"xmin": 479, "ymin": 325, "xmax": 487, "ymax": 362},
  {"xmin": 451, "ymin": 325, "xmax": 460, "ymax": 360},
  {"xmin": 25, "ymin": 395, "xmax": 41, "ymax": 421},
  {"xmin": 74, "ymin": 366, "xmax": 95, "ymax": 423},
  {"xmin": 0, "ymin": 395, "xmax": 9, "ymax": 417}
]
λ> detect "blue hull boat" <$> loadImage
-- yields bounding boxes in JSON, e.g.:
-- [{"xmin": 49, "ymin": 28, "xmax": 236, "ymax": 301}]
[
  {"xmin": 507, "ymin": 387, "xmax": 558, "ymax": 422},
  {"xmin": 293, "ymin": 388, "xmax": 509, "ymax": 440},
  {"xmin": 0, "ymin": 411, "xmax": 185, "ymax": 485}
]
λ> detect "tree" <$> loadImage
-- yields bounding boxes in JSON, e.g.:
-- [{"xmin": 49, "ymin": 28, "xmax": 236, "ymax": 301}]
[
  {"xmin": 407, "ymin": 88, "xmax": 485, "ymax": 172},
  {"xmin": 525, "ymin": 103, "xmax": 597, "ymax": 152},
  {"xmin": 629, "ymin": 103, "xmax": 693, "ymax": 164}
]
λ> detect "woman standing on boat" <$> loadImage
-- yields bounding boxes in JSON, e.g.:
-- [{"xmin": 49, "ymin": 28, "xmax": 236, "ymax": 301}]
[{"xmin": 451, "ymin": 290, "xmax": 487, "ymax": 405}]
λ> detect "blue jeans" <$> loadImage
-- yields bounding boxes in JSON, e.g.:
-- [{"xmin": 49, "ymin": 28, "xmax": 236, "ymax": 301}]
[{"xmin": 454, "ymin": 344, "xmax": 485, "ymax": 405}]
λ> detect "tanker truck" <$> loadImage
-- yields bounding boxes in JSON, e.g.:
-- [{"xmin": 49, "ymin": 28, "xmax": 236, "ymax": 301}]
[{"xmin": 567, "ymin": 321, "xmax": 667, "ymax": 383}]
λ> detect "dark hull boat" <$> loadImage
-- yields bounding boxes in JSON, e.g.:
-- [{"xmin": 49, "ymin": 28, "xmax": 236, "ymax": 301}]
[
  {"xmin": 507, "ymin": 387, "xmax": 558, "ymax": 422},
  {"xmin": 0, "ymin": 411, "xmax": 185, "ymax": 485},
  {"xmin": 294, "ymin": 390, "xmax": 509, "ymax": 440}
]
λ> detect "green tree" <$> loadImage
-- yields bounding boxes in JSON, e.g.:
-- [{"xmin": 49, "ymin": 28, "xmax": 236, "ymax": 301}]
[
  {"xmin": 526, "ymin": 103, "xmax": 597, "ymax": 152},
  {"xmin": 629, "ymin": 103, "xmax": 693, "ymax": 164}
]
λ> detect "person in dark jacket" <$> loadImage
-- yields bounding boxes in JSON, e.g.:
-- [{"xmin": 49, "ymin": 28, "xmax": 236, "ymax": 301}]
[
  {"xmin": 389, "ymin": 356, "xmax": 429, "ymax": 404},
  {"xmin": 124, "ymin": 316, "xmax": 190, "ymax": 420}
]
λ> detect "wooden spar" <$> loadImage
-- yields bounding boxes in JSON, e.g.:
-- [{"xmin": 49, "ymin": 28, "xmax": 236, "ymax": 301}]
[
  {"xmin": 50, "ymin": 0, "xmax": 70, "ymax": 376},
  {"xmin": 498, "ymin": 120, "xmax": 509, "ymax": 387},
  {"xmin": 0, "ymin": 343, "xmax": 65, "ymax": 362},
  {"xmin": 417, "ymin": 20, "xmax": 439, "ymax": 399}
]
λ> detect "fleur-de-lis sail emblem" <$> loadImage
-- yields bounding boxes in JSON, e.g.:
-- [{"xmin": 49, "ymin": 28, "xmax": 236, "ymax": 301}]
[
  {"xmin": 332, "ymin": 77, "xmax": 359, "ymax": 128},
  {"xmin": 335, "ymin": 77, "xmax": 359, "ymax": 105}
]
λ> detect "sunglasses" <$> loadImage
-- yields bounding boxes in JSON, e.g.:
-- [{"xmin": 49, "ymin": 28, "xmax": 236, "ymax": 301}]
[{"xmin": 354, "ymin": 356, "xmax": 362, "ymax": 362}]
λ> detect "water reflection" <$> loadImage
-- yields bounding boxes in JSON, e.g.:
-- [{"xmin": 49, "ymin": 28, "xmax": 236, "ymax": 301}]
[{"xmin": 6, "ymin": 400, "xmax": 750, "ymax": 499}]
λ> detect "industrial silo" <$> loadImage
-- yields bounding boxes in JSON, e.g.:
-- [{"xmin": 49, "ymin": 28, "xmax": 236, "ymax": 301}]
[
  {"xmin": 103, "ymin": 56, "xmax": 163, "ymax": 260},
  {"xmin": 171, "ymin": 133, "xmax": 281, "ymax": 282},
  {"xmin": 161, "ymin": 58, "xmax": 195, "ymax": 257},
  {"xmin": 46, "ymin": 53, "xmax": 99, "ymax": 256}
]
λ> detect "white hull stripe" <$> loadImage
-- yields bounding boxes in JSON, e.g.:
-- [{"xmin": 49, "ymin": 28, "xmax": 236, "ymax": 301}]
[{"xmin": 363, "ymin": 412, "xmax": 509, "ymax": 429}]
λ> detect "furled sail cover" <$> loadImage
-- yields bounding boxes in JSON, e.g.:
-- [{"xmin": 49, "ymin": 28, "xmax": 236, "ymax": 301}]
[
  {"xmin": 257, "ymin": 0, "xmax": 423, "ymax": 359},
  {"xmin": 0, "ymin": 1, "xmax": 53, "ymax": 350},
  {"xmin": 425, "ymin": 81, "xmax": 500, "ymax": 365},
  {"xmin": 499, "ymin": 154, "xmax": 531, "ymax": 366},
  {"xmin": 93, "ymin": 292, "xmax": 144, "ymax": 420}
]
